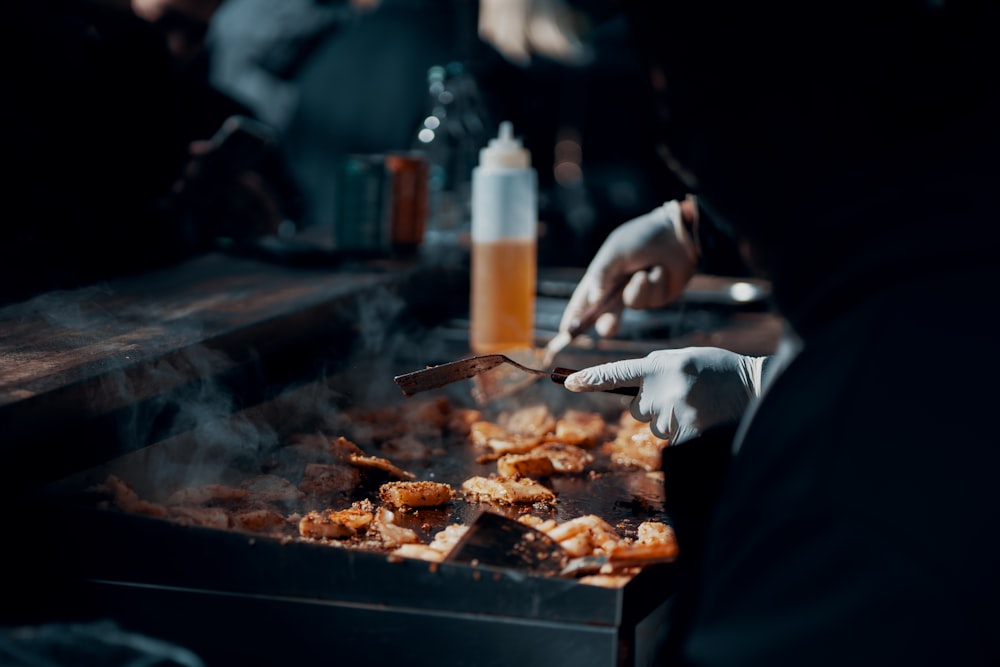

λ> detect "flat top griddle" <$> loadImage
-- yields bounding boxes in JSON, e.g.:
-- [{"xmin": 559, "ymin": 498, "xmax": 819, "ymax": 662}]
[{"xmin": 30, "ymin": 362, "xmax": 676, "ymax": 628}]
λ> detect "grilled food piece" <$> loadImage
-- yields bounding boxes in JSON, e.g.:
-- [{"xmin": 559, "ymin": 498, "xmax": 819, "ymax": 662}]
[
  {"xmin": 578, "ymin": 573, "xmax": 633, "ymax": 589},
  {"xmin": 606, "ymin": 413, "xmax": 668, "ymax": 471},
  {"xmin": 637, "ymin": 520, "xmax": 676, "ymax": 547},
  {"xmin": 349, "ymin": 453, "xmax": 416, "ymax": 480},
  {"xmin": 460, "ymin": 475, "xmax": 556, "ymax": 505},
  {"xmin": 498, "ymin": 404, "xmax": 557, "ymax": 438},
  {"xmin": 164, "ymin": 484, "xmax": 248, "ymax": 507},
  {"xmin": 337, "ymin": 397, "xmax": 452, "ymax": 443},
  {"xmin": 233, "ymin": 508, "xmax": 289, "ymax": 533},
  {"xmin": 298, "ymin": 462, "xmax": 361, "ymax": 506},
  {"xmin": 496, "ymin": 452, "xmax": 556, "ymax": 478},
  {"xmin": 100, "ymin": 474, "xmax": 168, "ymax": 518},
  {"xmin": 542, "ymin": 514, "xmax": 622, "ymax": 557},
  {"xmin": 372, "ymin": 506, "xmax": 421, "ymax": 547},
  {"xmin": 299, "ymin": 504, "xmax": 374, "ymax": 539},
  {"xmin": 429, "ymin": 524, "xmax": 469, "ymax": 553},
  {"xmin": 532, "ymin": 442, "xmax": 594, "ymax": 474},
  {"xmin": 390, "ymin": 523, "xmax": 469, "ymax": 563},
  {"xmin": 241, "ymin": 474, "xmax": 306, "ymax": 505},
  {"xmin": 379, "ymin": 433, "xmax": 443, "ymax": 462},
  {"xmin": 549, "ymin": 409, "xmax": 607, "ymax": 448},
  {"xmin": 379, "ymin": 480, "xmax": 455, "ymax": 509},
  {"xmin": 391, "ymin": 543, "xmax": 447, "ymax": 562},
  {"xmin": 469, "ymin": 420, "xmax": 542, "ymax": 458},
  {"xmin": 329, "ymin": 435, "xmax": 367, "ymax": 460}
]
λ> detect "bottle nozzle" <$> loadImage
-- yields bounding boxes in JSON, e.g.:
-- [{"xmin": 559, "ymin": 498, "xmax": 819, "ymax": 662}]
[
  {"xmin": 498, "ymin": 121, "xmax": 513, "ymax": 142},
  {"xmin": 479, "ymin": 120, "xmax": 530, "ymax": 169}
]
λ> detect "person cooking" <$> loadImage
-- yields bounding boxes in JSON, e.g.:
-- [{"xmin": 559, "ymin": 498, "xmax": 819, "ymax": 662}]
[{"xmin": 549, "ymin": 0, "xmax": 1000, "ymax": 664}]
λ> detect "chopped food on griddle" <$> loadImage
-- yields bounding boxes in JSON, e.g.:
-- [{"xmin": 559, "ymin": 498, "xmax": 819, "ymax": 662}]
[{"xmin": 89, "ymin": 397, "xmax": 676, "ymax": 583}]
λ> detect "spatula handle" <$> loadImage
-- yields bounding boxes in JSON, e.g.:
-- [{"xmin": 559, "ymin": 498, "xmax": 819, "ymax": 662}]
[{"xmin": 550, "ymin": 367, "xmax": 639, "ymax": 396}]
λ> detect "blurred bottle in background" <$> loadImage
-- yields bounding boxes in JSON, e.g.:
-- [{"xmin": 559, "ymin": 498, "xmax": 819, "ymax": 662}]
[{"xmin": 412, "ymin": 61, "xmax": 491, "ymax": 247}]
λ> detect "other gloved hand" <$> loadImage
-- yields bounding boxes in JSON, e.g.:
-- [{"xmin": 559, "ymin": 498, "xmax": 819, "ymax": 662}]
[
  {"xmin": 478, "ymin": 0, "xmax": 592, "ymax": 67},
  {"xmin": 564, "ymin": 347, "xmax": 765, "ymax": 444},
  {"xmin": 558, "ymin": 199, "xmax": 698, "ymax": 340}
]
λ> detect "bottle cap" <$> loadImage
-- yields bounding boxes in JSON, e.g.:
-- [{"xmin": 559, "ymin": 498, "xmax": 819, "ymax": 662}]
[{"xmin": 478, "ymin": 121, "xmax": 530, "ymax": 169}]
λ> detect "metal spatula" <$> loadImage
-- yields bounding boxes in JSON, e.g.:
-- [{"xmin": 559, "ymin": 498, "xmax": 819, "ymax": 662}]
[{"xmin": 393, "ymin": 353, "xmax": 637, "ymax": 398}]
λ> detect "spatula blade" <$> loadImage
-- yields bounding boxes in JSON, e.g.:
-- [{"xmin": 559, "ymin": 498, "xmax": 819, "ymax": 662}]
[
  {"xmin": 445, "ymin": 510, "xmax": 569, "ymax": 575},
  {"xmin": 393, "ymin": 355, "xmax": 508, "ymax": 396}
]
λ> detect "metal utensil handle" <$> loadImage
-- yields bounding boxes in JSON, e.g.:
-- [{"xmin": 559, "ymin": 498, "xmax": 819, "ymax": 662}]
[{"xmin": 550, "ymin": 367, "xmax": 639, "ymax": 396}]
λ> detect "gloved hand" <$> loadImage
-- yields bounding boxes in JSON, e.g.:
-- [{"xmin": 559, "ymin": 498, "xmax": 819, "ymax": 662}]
[
  {"xmin": 564, "ymin": 347, "xmax": 765, "ymax": 444},
  {"xmin": 558, "ymin": 199, "xmax": 698, "ymax": 340},
  {"xmin": 478, "ymin": 0, "xmax": 592, "ymax": 67}
]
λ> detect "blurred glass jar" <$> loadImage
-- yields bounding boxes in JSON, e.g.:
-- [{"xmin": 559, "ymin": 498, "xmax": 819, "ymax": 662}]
[{"xmin": 332, "ymin": 152, "xmax": 429, "ymax": 257}]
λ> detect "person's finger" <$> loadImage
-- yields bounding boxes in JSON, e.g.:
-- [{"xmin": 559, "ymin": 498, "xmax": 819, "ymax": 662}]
[
  {"xmin": 563, "ymin": 357, "xmax": 646, "ymax": 392},
  {"xmin": 645, "ymin": 405, "xmax": 678, "ymax": 440},
  {"xmin": 593, "ymin": 310, "xmax": 621, "ymax": 338},
  {"xmin": 478, "ymin": 0, "xmax": 532, "ymax": 66}
]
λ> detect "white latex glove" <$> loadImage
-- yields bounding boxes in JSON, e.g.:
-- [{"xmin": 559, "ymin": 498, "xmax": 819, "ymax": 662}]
[
  {"xmin": 564, "ymin": 347, "xmax": 765, "ymax": 445},
  {"xmin": 478, "ymin": 0, "xmax": 592, "ymax": 67},
  {"xmin": 559, "ymin": 200, "xmax": 698, "ymax": 339}
]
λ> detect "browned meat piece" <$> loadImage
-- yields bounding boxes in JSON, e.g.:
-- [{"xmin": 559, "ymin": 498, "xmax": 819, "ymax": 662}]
[
  {"xmin": 298, "ymin": 462, "xmax": 361, "ymax": 506},
  {"xmin": 241, "ymin": 474, "xmax": 306, "ymax": 506},
  {"xmin": 496, "ymin": 452, "xmax": 556, "ymax": 478},
  {"xmin": 379, "ymin": 481, "xmax": 454, "ymax": 509},
  {"xmin": 298, "ymin": 504, "xmax": 374, "ymax": 540},
  {"xmin": 543, "ymin": 514, "xmax": 623, "ymax": 557},
  {"xmin": 164, "ymin": 484, "xmax": 248, "ymax": 507},
  {"xmin": 469, "ymin": 421, "xmax": 542, "ymax": 460},
  {"xmin": 349, "ymin": 453, "xmax": 416, "ymax": 480},
  {"xmin": 101, "ymin": 474, "xmax": 168, "ymax": 518},
  {"xmin": 372, "ymin": 506, "xmax": 421, "ymax": 547},
  {"xmin": 338, "ymin": 397, "xmax": 451, "ymax": 443},
  {"xmin": 391, "ymin": 523, "xmax": 469, "ymax": 563},
  {"xmin": 329, "ymin": 436, "xmax": 367, "ymax": 460},
  {"xmin": 532, "ymin": 442, "xmax": 595, "ymax": 474},
  {"xmin": 498, "ymin": 404, "xmax": 556, "ymax": 438},
  {"xmin": 460, "ymin": 475, "xmax": 556, "ymax": 505},
  {"xmin": 636, "ymin": 520, "xmax": 676, "ymax": 547},
  {"xmin": 548, "ymin": 409, "xmax": 608, "ymax": 448},
  {"xmin": 233, "ymin": 508, "xmax": 289, "ymax": 533},
  {"xmin": 391, "ymin": 543, "xmax": 447, "ymax": 562},
  {"xmin": 606, "ymin": 412, "xmax": 668, "ymax": 471},
  {"xmin": 379, "ymin": 433, "xmax": 442, "ymax": 462}
]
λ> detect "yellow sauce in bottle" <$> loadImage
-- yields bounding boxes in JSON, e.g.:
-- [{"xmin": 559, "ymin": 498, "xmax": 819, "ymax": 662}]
[{"xmin": 470, "ymin": 237, "xmax": 537, "ymax": 354}]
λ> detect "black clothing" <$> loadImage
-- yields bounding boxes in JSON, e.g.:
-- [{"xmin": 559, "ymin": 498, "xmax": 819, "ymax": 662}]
[
  {"xmin": 614, "ymin": 1, "xmax": 1000, "ymax": 663},
  {"xmin": 661, "ymin": 248, "xmax": 1000, "ymax": 666}
]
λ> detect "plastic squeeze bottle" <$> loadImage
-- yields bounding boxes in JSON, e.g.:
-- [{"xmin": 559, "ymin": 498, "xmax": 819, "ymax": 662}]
[{"xmin": 469, "ymin": 121, "xmax": 538, "ymax": 354}]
